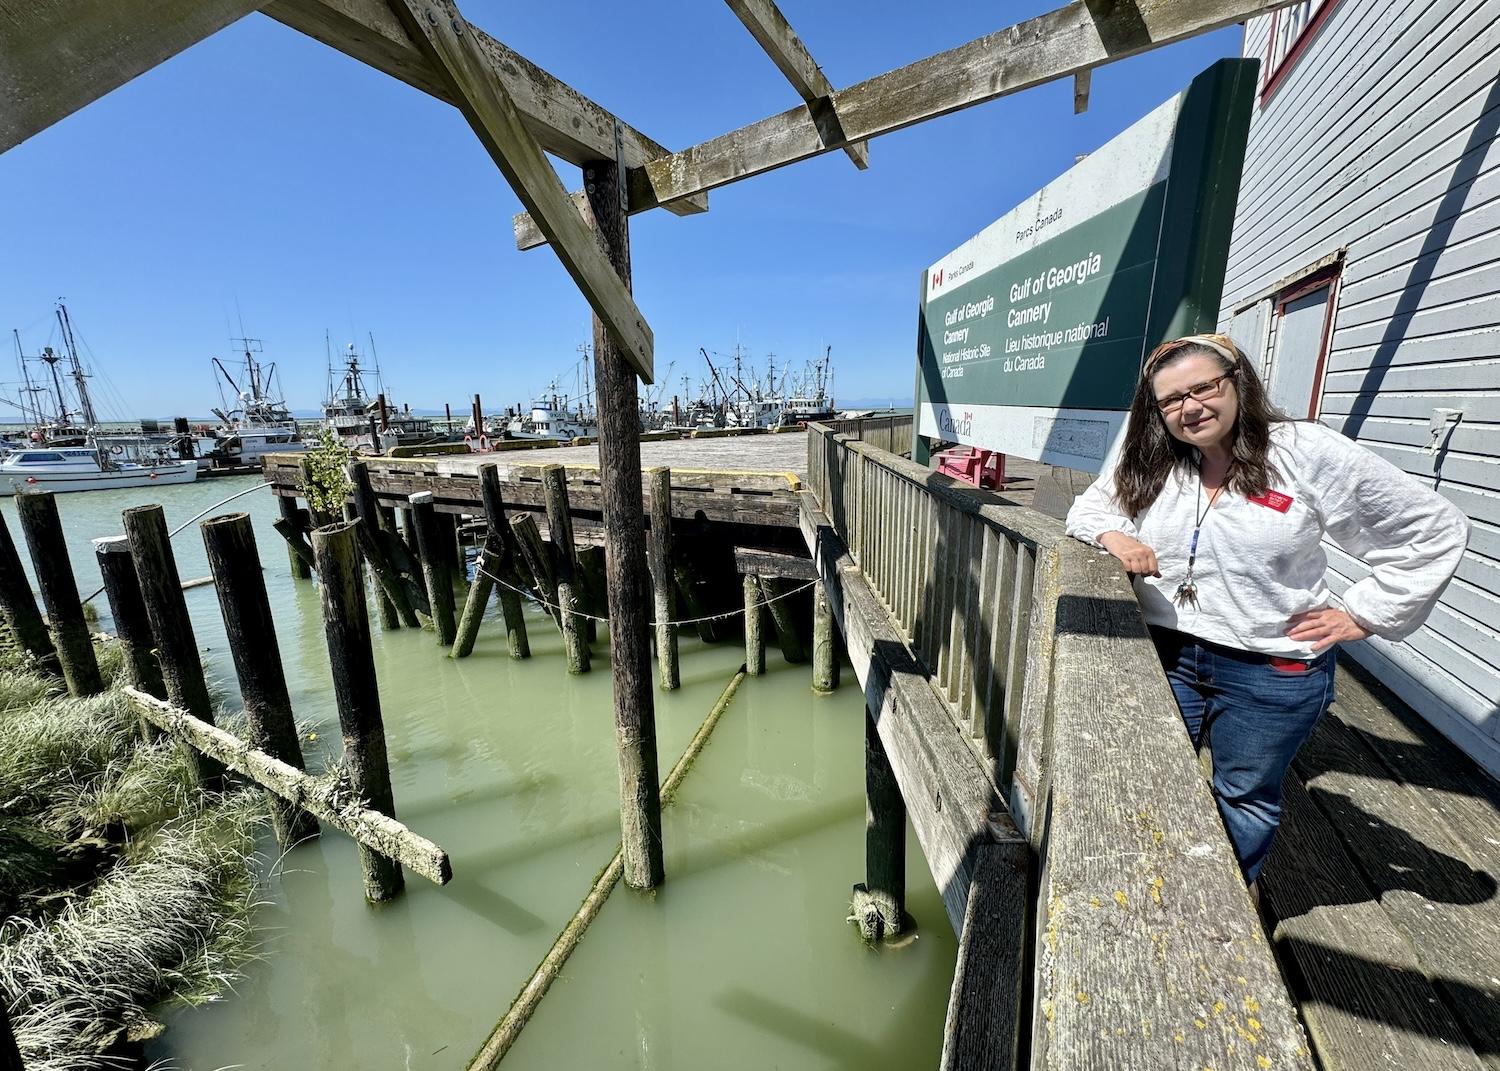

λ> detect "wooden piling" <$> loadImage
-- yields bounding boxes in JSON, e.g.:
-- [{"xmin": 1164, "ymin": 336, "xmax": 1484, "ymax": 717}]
[
  {"xmin": 811, "ymin": 580, "xmax": 840, "ymax": 693},
  {"xmin": 744, "ymin": 574, "xmax": 765, "ymax": 676},
  {"xmin": 647, "ymin": 467, "xmax": 679, "ymax": 690},
  {"xmin": 452, "ymin": 464, "xmax": 529, "ymax": 660},
  {"xmin": 408, "ymin": 491, "xmax": 456, "ymax": 645},
  {"xmin": 276, "ymin": 494, "xmax": 312, "ymax": 578},
  {"xmin": 0, "ymin": 509, "xmax": 58, "ymax": 673},
  {"xmin": 0, "ymin": 999, "xmax": 21, "ymax": 1071},
  {"xmin": 346, "ymin": 460, "xmax": 417, "ymax": 629},
  {"xmin": 14, "ymin": 492, "xmax": 103, "ymax": 696},
  {"xmin": 672, "ymin": 558, "xmax": 719, "ymax": 643},
  {"xmin": 761, "ymin": 576, "xmax": 807, "ymax": 664},
  {"xmin": 541, "ymin": 464, "xmax": 589, "ymax": 674},
  {"xmin": 311, "ymin": 520, "xmax": 404, "ymax": 902},
  {"xmin": 202, "ymin": 513, "xmax": 319, "ymax": 848},
  {"xmin": 510, "ymin": 513, "xmax": 562, "ymax": 630},
  {"xmin": 93, "ymin": 536, "xmax": 166, "ymax": 738},
  {"xmin": 852, "ymin": 711, "xmax": 906, "ymax": 940},
  {"xmin": 122, "ymin": 504, "xmax": 225, "ymax": 791},
  {"xmin": 585, "ymin": 154, "xmax": 663, "ymax": 890},
  {"xmin": 575, "ymin": 544, "xmax": 604, "ymax": 645}
]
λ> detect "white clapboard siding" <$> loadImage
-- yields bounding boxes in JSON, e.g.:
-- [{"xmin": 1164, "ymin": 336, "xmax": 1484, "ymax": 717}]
[{"xmin": 1222, "ymin": 0, "xmax": 1500, "ymax": 775}]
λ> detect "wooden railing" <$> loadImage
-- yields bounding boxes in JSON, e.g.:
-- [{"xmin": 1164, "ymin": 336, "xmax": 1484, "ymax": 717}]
[
  {"xmin": 819, "ymin": 413, "xmax": 914, "ymax": 456},
  {"xmin": 804, "ymin": 422, "xmax": 1313, "ymax": 1071}
]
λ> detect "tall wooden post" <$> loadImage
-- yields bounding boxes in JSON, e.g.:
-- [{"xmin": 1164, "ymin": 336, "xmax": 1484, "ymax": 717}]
[
  {"xmin": 13, "ymin": 493, "xmax": 100, "ymax": 694},
  {"xmin": 346, "ymin": 460, "xmax": 411, "ymax": 629},
  {"xmin": 646, "ymin": 467, "xmax": 678, "ymax": 689},
  {"xmin": 202, "ymin": 513, "xmax": 320, "ymax": 848},
  {"xmin": 0, "ymin": 999, "xmax": 22, "ymax": 1071},
  {"xmin": 542, "ymin": 464, "xmax": 590, "ymax": 674},
  {"xmin": 408, "ymin": 492, "xmax": 456, "ymax": 645},
  {"xmin": 312, "ymin": 521, "xmax": 403, "ymax": 901},
  {"xmin": 744, "ymin": 574, "xmax": 765, "ymax": 676},
  {"xmin": 586, "ymin": 154, "xmax": 663, "ymax": 889},
  {"xmin": 277, "ymin": 494, "xmax": 312, "ymax": 578},
  {"xmin": 472, "ymin": 393, "xmax": 484, "ymax": 437},
  {"xmin": 123, "ymin": 504, "xmax": 224, "ymax": 791},
  {"xmin": 93, "ymin": 536, "xmax": 166, "ymax": 739},
  {"xmin": 852, "ymin": 711, "xmax": 906, "ymax": 940},
  {"xmin": 0, "ymin": 509, "xmax": 57, "ymax": 673},
  {"xmin": 812, "ymin": 580, "xmax": 840, "ymax": 693}
]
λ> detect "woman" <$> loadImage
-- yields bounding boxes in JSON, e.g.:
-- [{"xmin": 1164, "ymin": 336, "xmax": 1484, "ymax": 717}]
[{"xmin": 1065, "ymin": 333, "xmax": 1469, "ymax": 883}]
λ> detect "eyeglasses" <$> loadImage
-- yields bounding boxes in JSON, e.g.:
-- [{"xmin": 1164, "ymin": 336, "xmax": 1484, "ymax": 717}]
[{"xmin": 1155, "ymin": 372, "xmax": 1234, "ymax": 414}]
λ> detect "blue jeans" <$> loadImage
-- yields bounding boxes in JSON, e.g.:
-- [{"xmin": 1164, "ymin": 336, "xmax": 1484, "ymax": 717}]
[{"xmin": 1150, "ymin": 627, "xmax": 1336, "ymax": 883}]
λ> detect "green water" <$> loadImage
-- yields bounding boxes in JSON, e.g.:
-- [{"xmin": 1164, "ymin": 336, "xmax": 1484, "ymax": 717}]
[{"xmin": 3, "ymin": 480, "xmax": 957, "ymax": 1069}]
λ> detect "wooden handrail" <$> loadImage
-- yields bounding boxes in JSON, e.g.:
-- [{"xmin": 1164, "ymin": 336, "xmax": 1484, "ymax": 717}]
[{"xmin": 804, "ymin": 422, "xmax": 1314, "ymax": 1071}]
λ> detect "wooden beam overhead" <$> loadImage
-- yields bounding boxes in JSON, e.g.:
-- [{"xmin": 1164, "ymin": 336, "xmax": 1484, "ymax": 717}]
[
  {"xmin": 724, "ymin": 0, "xmax": 869, "ymax": 170},
  {"xmin": 515, "ymin": 0, "xmax": 1293, "ymax": 249},
  {"xmin": 264, "ymin": 0, "xmax": 708, "ymax": 217},
  {"xmin": 391, "ymin": 0, "xmax": 653, "ymax": 382},
  {"xmin": 0, "ymin": 0, "xmax": 265, "ymax": 155}
]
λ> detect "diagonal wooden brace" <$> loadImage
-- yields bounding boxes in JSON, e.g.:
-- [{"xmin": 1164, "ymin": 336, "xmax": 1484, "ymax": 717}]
[{"xmin": 390, "ymin": 0, "xmax": 654, "ymax": 382}]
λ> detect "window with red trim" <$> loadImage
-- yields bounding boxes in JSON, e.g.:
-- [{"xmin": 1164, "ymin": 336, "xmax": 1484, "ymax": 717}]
[{"xmin": 1260, "ymin": 0, "xmax": 1342, "ymax": 103}]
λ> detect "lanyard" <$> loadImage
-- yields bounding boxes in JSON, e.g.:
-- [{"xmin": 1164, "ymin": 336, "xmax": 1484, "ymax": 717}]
[{"xmin": 1174, "ymin": 464, "xmax": 1230, "ymax": 609}]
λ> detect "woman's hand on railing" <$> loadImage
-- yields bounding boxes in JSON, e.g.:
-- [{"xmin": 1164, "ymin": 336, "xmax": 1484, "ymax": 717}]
[{"xmin": 1097, "ymin": 531, "xmax": 1161, "ymax": 577}]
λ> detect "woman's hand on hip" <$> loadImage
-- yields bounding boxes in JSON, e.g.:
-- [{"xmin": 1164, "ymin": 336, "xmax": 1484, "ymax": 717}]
[
  {"xmin": 1097, "ymin": 531, "xmax": 1161, "ymax": 577},
  {"xmin": 1285, "ymin": 608, "xmax": 1371, "ymax": 652}
]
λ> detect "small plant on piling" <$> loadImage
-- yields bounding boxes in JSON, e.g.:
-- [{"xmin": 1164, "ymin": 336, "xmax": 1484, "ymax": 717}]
[{"xmin": 301, "ymin": 428, "xmax": 355, "ymax": 521}]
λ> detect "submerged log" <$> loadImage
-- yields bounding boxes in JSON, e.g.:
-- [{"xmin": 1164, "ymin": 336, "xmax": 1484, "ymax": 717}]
[
  {"xmin": 202, "ymin": 513, "xmax": 319, "ymax": 848},
  {"xmin": 647, "ymin": 467, "xmax": 679, "ymax": 689},
  {"xmin": 123, "ymin": 503, "xmax": 225, "ymax": 791},
  {"xmin": 15, "ymin": 491, "xmax": 103, "ymax": 696},
  {"xmin": 0, "ymin": 509, "xmax": 57, "ymax": 673},
  {"xmin": 311, "ymin": 521, "xmax": 406, "ymax": 901},
  {"xmin": 123, "ymin": 687, "xmax": 449, "ymax": 883}
]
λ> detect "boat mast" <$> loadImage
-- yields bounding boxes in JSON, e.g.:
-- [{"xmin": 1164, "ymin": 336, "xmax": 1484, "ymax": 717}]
[{"xmin": 55, "ymin": 302, "xmax": 98, "ymax": 428}]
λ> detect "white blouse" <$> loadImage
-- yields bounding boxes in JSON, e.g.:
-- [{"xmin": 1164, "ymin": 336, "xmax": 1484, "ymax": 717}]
[{"xmin": 1064, "ymin": 420, "xmax": 1470, "ymax": 657}]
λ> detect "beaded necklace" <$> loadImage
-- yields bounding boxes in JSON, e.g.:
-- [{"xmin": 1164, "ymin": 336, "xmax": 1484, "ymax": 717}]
[{"xmin": 1174, "ymin": 461, "xmax": 1231, "ymax": 609}]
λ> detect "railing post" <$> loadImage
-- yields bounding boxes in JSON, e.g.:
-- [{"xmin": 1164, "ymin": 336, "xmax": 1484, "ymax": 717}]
[
  {"xmin": 14, "ymin": 491, "xmax": 102, "ymax": 696},
  {"xmin": 312, "ymin": 520, "xmax": 404, "ymax": 901},
  {"xmin": 202, "ymin": 513, "xmax": 320, "ymax": 848},
  {"xmin": 123, "ymin": 504, "xmax": 225, "ymax": 791}
]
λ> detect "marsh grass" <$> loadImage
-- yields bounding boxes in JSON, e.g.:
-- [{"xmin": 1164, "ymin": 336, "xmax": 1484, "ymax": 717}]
[{"xmin": 0, "ymin": 636, "xmax": 266, "ymax": 1068}]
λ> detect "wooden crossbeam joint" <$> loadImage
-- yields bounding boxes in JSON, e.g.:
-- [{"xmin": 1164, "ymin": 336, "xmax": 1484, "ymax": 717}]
[
  {"xmin": 390, "ymin": 0, "xmax": 654, "ymax": 382},
  {"xmin": 724, "ymin": 0, "xmax": 869, "ymax": 169}
]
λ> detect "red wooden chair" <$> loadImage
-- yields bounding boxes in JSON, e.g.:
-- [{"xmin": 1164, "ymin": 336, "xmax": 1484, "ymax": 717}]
[{"xmin": 935, "ymin": 446, "xmax": 1005, "ymax": 489}]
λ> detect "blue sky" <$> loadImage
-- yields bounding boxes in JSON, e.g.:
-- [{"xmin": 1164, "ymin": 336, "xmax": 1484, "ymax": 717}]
[{"xmin": 0, "ymin": 2, "xmax": 1243, "ymax": 419}]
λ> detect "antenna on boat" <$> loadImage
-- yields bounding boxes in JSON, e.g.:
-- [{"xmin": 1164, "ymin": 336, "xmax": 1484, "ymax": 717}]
[{"xmin": 55, "ymin": 301, "xmax": 98, "ymax": 429}]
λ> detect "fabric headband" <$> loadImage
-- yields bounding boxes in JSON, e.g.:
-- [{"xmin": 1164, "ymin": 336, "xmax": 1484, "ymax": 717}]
[{"xmin": 1173, "ymin": 335, "xmax": 1238, "ymax": 364}]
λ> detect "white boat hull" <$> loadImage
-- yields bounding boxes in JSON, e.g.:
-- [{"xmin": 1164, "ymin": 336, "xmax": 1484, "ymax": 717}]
[{"xmin": 0, "ymin": 461, "xmax": 199, "ymax": 496}]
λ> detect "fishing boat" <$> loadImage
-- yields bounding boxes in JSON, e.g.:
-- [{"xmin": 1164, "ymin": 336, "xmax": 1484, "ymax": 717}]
[
  {"xmin": 0, "ymin": 446, "xmax": 196, "ymax": 495},
  {"xmin": 323, "ymin": 336, "xmax": 444, "ymax": 450},
  {"xmin": 204, "ymin": 338, "xmax": 309, "ymax": 467}
]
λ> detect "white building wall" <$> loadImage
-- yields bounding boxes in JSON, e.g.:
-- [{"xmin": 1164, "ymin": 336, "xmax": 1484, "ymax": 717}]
[{"xmin": 1221, "ymin": 0, "xmax": 1500, "ymax": 776}]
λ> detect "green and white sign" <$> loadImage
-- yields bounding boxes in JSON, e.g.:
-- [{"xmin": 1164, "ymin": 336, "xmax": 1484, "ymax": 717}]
[{"xmin": 916, "ymin": 59, "xmax": 1258, "ymax": 471}]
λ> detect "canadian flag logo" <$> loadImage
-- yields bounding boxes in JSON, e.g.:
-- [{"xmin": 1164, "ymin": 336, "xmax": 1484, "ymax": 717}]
[{"xmin": 931, "ymin": 267, "xmax": 944, "ymax": 292}]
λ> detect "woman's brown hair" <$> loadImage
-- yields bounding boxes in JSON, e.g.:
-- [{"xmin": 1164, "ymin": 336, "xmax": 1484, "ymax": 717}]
[{"xmin": 1112, "ymin": 333, "xmax": 1286, "ymax": 517}]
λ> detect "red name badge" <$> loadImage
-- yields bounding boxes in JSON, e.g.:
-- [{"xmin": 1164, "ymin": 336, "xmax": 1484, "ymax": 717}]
[{"xmin": 1248, "ymin": 489, "xmax": 1294, "ymax": 513}]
